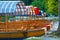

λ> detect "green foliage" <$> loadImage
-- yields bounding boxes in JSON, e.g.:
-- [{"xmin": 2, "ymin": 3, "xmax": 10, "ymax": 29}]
[
  {"xmin": 31, "ymin": 0, "xmax": 44, "ymax": 10},
  {"xmin": 31, "ymin": 0, "xmax": 58, "ymax": 16},
  {"xmin": 46, "ymin": 0, "xmax": 58, "ymax": 16},
  {"xmin": 21, "ymin": 0, "xmax": 33, "ymax": 5}
]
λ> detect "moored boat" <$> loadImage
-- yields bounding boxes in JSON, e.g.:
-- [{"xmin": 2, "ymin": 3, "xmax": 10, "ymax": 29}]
[{"xmin": 0, "ymin": 1, "xmax": 53, "ymax": 38}]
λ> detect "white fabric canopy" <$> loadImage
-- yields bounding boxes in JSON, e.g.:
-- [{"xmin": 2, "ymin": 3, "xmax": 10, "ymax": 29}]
[{"xmin": 0, "ymin": 1, "xmax": 20, "ymax": 13}]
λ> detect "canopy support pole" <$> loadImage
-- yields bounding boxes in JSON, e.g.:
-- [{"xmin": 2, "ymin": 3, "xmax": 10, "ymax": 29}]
[{"xmin": 5, "ymin": 14, "xmax": 8, "ymax": 32}]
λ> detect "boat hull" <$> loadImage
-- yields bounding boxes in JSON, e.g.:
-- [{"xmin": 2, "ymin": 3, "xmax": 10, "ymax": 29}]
[
  {"xmin": 0, "ymin": 29, "xmax": 45, "ymax": 38},
  {"xmin": 0, "ymin": 20, "xmax": 53, "ymax": 38}
]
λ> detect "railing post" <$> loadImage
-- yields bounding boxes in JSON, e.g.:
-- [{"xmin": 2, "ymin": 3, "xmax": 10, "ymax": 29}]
[
  {"xmin": 0, "ymin": 14, "xmax": 2, "ymax": 22},
  {"xmin": 5, "ymin": 14, "xmax": 8, "ymax": 32}
]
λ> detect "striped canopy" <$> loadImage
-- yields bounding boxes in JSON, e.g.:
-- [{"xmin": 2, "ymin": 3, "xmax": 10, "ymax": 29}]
[{"xmin": 0, "ymin": 1, "xmax": 20, "ymax": 13}]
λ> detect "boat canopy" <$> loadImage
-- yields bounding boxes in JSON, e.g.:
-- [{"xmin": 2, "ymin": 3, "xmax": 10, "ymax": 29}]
[
  {"xmin": 0, "ymin": 1, "xmax": 20, "ymax": 13},
  {"xmin": 0, "ymin": 1, "xmax": 40, "ymax": 16}
]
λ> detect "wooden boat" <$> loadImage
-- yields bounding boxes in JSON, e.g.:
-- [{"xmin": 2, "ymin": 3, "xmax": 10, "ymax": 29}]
[
  {"xmin": 0, "ymin": 14, "xmax": 53, "ymax": 38},
  {"xmin": 0, "ymin": 1, "xmax": 53, "ymax": 38}
]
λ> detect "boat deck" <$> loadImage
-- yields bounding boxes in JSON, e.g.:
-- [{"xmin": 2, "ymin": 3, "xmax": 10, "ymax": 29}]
[{"xmin": 0, "ymin": 20, "xmax": 53, "ymax": 32}]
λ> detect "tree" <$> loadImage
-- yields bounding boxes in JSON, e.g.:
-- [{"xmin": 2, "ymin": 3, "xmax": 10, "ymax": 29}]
[
  {"xmin": 46, "ymin": 0, "xmax": 58, "ymax": 16},
  {"xmin": 31, "ymin": 0, "xmax": 44, "ymax": 10},
  {"xmin": 21, "ymin": 0, "xmax": 33, "ymax": 5}
]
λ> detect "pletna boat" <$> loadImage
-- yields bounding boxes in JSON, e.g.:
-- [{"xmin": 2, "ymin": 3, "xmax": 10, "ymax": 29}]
[{"xmin": 0, "ymin": 1, "xmax": 53, "ymax": 38}]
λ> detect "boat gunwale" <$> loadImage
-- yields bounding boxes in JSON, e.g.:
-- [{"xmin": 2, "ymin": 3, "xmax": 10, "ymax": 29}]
[{"xmin": 0, "ymin": 28, "xmax": 45, "ymax": 34}]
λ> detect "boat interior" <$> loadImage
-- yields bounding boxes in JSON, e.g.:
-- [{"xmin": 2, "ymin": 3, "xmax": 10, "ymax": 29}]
[{"xmin": 0, "ymin": 14, "xmax": 53, "ymax": 32}]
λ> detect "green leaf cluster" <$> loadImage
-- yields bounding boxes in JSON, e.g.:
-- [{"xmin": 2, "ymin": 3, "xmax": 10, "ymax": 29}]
[
  {"xmin": 46, "ymin": 0, "xmax": 58, "ymax": 16},
  {"xmin": 31, "ymin": 0, "xmax": 58, "ymax": 16}
]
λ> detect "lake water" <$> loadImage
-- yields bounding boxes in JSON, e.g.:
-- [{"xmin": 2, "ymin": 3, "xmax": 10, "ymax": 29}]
[{"xmin": 24, "ymin": 36, "xmax": 60, "ymax": 40}]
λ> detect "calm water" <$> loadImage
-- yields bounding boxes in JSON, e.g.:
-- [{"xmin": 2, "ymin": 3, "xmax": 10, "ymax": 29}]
[{"xmin": 24, "ymin": 36, "xmax": 60, "ymax": 40}]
